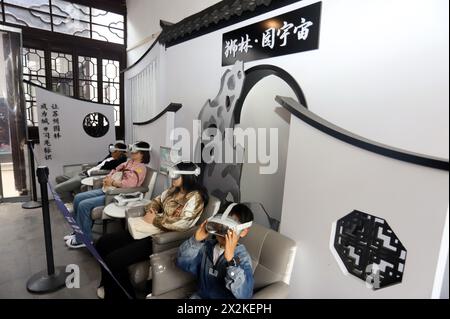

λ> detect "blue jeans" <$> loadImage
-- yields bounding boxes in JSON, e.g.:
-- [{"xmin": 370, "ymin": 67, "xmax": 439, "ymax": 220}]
[{"xmin": 73, "ymin": 189, "xmax": 105, "ymax": 243}]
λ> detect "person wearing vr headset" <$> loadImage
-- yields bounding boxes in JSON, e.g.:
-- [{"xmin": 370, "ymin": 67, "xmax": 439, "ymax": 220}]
[
  {"xmin": 54, "ymin": 142, "xmax": 128, "ymax": 203},
  {"xmin": 65, "ymin": 141, "xmax": 151, "ymax": 249},
  {"xmin": 177, "ymin": 202, "xmax": 255, "ymax": 299},
  {"xmin": 94, "ymin": 161, "xmax": 208, "ymax": 300}
]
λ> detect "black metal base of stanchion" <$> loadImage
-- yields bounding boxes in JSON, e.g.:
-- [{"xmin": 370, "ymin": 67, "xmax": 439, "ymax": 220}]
[
  {"xmin": 26, "ymin": 266, "xmax": 68, "ymax": 294},
  {"xmin": 22, "ymin": 200, "xmax": 42, "ymax": 209}
]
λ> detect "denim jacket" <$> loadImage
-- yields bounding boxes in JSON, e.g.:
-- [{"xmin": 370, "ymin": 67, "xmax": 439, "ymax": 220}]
[{"xmin": 177, "ymin": 236, "xmax": 254, "ymax": 299}]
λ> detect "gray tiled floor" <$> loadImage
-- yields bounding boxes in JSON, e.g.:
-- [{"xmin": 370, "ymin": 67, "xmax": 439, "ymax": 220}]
[{"xmin": 0, "ymin": 201, "xmax": 109, "ymax": 299}]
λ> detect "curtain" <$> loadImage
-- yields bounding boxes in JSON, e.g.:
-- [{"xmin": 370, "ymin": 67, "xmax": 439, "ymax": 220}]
[{"xmin": 130, "ymin": 58, "xmax": 157, "ymax": 123}]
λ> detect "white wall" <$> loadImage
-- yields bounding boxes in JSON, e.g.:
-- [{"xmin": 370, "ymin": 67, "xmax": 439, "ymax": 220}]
[
  {"xmin": 126, "ymin": 0, "xmax": 221, "ymax": 66},
  {"xmin": 280, "ymin": 115, "xmax": 449, "ymax": 298},
  {"xmin": 238, "ymin": 76, "xmax": 295, "ymax": 222},
  {"xmin": 160, "ymin": 0, "xmax": 449, "ymax": 159},
  {"xmin": 132, "ymin": 111, "xmax": 175, "ymax": 172}
]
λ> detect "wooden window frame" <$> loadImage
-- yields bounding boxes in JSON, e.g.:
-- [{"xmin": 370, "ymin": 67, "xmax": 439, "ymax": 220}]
[{"xmin": 0, "ymin": 0, "xmax": 127, "ymax": 141}]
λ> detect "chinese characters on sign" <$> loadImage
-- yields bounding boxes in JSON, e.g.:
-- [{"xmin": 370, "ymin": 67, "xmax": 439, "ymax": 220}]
[
  {"xmin": 40, "ymin": 103, "xmax": 62, "ymax": 161},
  {"xmin": 222, "ymin": 2, "xmax": 322, "ymax": 66}
]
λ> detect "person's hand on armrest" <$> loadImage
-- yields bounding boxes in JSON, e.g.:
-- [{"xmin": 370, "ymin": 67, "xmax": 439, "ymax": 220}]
[
  {"xmin": 143, "ymin": 208, "xmax": 157, "ymax": 224},
  {"xmin": 103, "ymin": 176, "xmax": 113, "ymax": 187}
]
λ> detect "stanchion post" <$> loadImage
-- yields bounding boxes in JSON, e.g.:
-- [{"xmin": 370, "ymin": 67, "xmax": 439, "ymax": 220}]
[
  {"xmin": 27, "ymin": 166, "xmax": 68, "ymax": 294},
  {"xmin": 38, "ymin": 166, "xmax": 55, "ymax": 275},
  {"xmin": 22, "ymin": 140, "xmax": 42, "ymax": 209}
]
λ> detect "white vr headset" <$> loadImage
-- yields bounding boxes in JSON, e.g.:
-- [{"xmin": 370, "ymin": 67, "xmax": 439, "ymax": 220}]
[
  {"xmin": 206, "ymin": 203, "xmax": 253, "ymax": 237},
  {"xmin": 109, "ymin": 144, "xmax": 127, "ymax": 153},
  {"xmin": 129, "ymin": 142, "xmax": 152, "ymax": 153},
  {"xmin": 167, "ymin": 162, "xmax": 201, "ymax": 180},
  {"xmin": 114, "ymin": 192, "xmax": 144, "ymax": 207}
]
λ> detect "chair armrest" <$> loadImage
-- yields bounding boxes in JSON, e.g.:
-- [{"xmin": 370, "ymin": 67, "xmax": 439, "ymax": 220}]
[
  {"xmin": 252, "ymin": 281, "xmax": 290, "ymax": 299},
  {"xmin": 91, "ymin": 206, "xmax": 105, "ymax": 220},
  {"xmin": 81, "ymin": 163, "xmax": 96, "ymax": 171},
  {"xmin": 125, "ymin": 205, "xmax": 147, "ymax": 218},
  {"xmin": 105, "ymin": 187, "xmax": 149, "ymax": 196},
  {"xmin": 150, "ymin": 248, "xmax": 196, "ymax": 297},
  {"xmin": 89, "ymin": 170, "xmax": 110, "ymax": 176},
  {"xmin": 92, "ymin": 177, "xmax": 104, "ymax": 189},
  {"xmin": 152, "ymin": 228, "xmax": 197, "ymax": 246}
]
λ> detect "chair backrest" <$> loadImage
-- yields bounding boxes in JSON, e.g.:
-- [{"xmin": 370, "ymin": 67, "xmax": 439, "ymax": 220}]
[
  {"xmin": 144, "ymin": 168, "xmax": 158, "ymax": 199},
  {"xmin": 196, "ymin": 195, "xmax": 221, "ymax": 225},
  {"xmin": 136, "ymin": 167, "xmax": 156, "ymax": 198},
  {"xmin": 243, "ymin": 202, "xmax": 275, "ymax": 231},
  {"xmin": 151, "ymin": 172, "xmax": 170, "ymax": 198},
  {"xmin": 239, "ymin": 216, "xmax": 297, "ymax": 291}
]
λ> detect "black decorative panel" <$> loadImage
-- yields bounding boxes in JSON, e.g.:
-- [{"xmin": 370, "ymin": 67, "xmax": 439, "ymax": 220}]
[
  {"xmin": 83, "ymin": 112, "xmax": 109, "ymax": 138},
  {"xmin": 333, "ymin": 210, "xmax": 407, "ymax": 290}
]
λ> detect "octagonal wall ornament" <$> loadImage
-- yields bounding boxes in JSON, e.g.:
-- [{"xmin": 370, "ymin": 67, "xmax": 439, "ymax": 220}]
[{"xmin": 330, "ymin": 210, "xmax": 407, "ymax": 290}]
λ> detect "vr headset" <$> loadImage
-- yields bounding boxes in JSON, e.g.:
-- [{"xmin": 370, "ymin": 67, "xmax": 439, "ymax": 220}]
[
  {"xmin": 109, "ymin": 143, "xmax": 128, "ymax": 153},
  {"xmin": 206, "ymin": 203, "xmax": 253, "ymax": 237},
  {"xmin": 167, "ymin": 162, "xmax": 201, "ymax": 180},
  {"xmin": 129, "ymin": 142, "xmax": 152, "ymax": 153},
  {"xmin": 114, "ymin": 192, "xmax": 144, "ymax": 207}
]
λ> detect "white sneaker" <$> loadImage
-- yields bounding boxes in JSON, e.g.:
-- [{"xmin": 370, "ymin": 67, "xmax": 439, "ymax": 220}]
[
  {"xmin": 64, "ymin": 203, "xmax": 74, "ymax": 213},
  {"xmin": 63, "ymin": 232, "xmax": 76, "ymax": 241},
  {"xmin": 65, "ymin": 237, "xmax": 86, "ymax": 249},
  {"xmin": 97, "ymin": 286, "xmax": 105, "ymax": 299}
]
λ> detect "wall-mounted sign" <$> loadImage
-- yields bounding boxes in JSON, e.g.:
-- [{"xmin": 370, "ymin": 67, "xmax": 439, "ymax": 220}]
[
  {"xmin": 36, "ymin": 87, "xmax": 115, "ymax": 182},
  {"xmin": 222, "ymin": 2, "xmax": 322, "ymax": 66}
]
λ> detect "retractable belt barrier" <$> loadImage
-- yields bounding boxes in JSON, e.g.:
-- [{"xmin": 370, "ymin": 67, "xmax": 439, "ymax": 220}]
[{"xmin": 30, "ymin": 146, "xmax": 133, "ymax": 299}]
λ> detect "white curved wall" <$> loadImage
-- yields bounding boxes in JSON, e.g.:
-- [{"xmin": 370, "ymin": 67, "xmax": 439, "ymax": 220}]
[
  {"xmin": 280, "ymin": 115, "xmax": 449, "ymax": 298},
  {"xmin": 238, "ymin": 76, "xmax": 297, "ymax": 222}
]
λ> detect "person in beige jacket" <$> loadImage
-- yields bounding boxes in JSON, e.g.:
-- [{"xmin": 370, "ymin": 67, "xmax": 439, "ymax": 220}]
[
  {"xmin": 95, "ymin": 161, "xmax": 209, "ymax": 300},
  {"xmin": 126, "ymin": 176, "xmax": 207, "ymax": 239}
]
